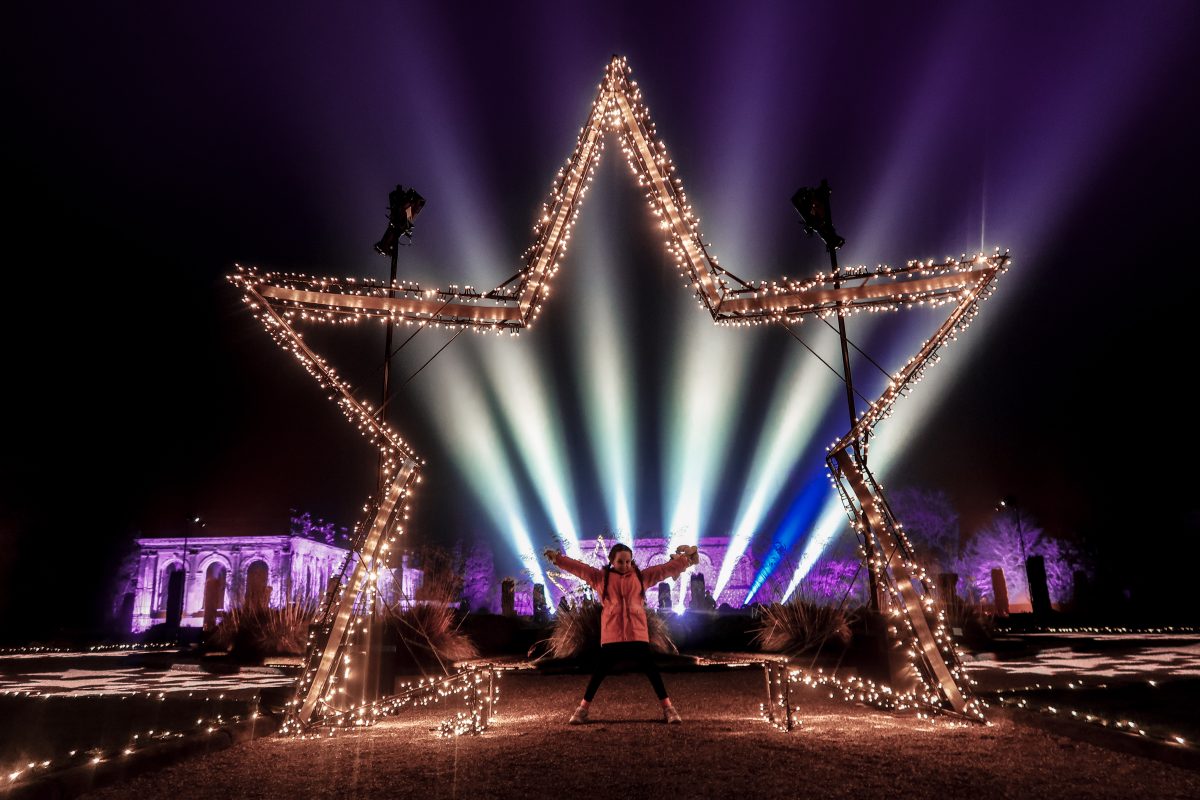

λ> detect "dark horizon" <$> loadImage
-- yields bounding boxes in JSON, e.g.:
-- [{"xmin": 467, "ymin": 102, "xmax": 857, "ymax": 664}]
[{"xmin": 3, "ymin": 1, "xmax": 1198, "ymax": 640}]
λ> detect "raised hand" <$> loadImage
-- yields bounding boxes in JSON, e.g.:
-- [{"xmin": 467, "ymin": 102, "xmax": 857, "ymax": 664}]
[
  {"xmin": 543, "ymin": 548, "xmax": 560, "ymax": 565},
  {"xmin": 673, "ymin": 544, "xmax": 699, "ymax": 565}
]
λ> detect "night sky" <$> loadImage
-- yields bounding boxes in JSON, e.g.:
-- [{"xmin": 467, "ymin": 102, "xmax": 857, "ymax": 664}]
[{"xmin": 3, "ymin": 2, "xmax": 1198, "ymax": 639}]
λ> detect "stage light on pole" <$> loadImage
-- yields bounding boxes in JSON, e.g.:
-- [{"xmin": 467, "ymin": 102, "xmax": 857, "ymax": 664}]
[
  {"xmin": 372, "ymin": 183, "xmax": 423, "ymax": 495},
  {"xmin": 791, "ymin": 179, "xmax": 845, "ymax": 252},
  {"xmin": 374, "ymin": 185, "xmax": 426, "ymax": 257}
]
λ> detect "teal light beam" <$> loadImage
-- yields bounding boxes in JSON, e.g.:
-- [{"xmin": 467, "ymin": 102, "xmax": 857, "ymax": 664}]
[
  {"xmin": 417, "ymin": 347, "xmax": 551, "ymax": 591},
  {"xmin": 663, "ymin": 316, "xmax": 750, "ymax": 610},
  {"xmin": 476, "ymin": 340, "xmax": 584, "ymax": 560},
  {"xmin": 714, "ymin": 353, "xmax": 830, "ymax": 598},
  {"xmin": 573, "ymin": 230, "xmax": 635, "ymax": 546}
]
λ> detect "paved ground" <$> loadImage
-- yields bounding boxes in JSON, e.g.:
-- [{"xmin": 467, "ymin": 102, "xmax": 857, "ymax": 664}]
[
  {"xmin": 964, "ymin": 634, "xmax": 1200, "ymax": 690},
  {"xmin": 0, "ymin": 651, "xmax": 292, "ymax": 697},
  {"xmin": 6, "ymin": 635, "xmax": 1198, "ymax": 697},
  {"xmin": 77, "ymin": 670, "xmax": 1200, "ymax": 800}
]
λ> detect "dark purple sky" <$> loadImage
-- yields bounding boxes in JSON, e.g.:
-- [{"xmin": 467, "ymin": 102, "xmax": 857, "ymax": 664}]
[{"xmin": 3, "ymin": 2, "xmax": 1198, "ymax": 635}]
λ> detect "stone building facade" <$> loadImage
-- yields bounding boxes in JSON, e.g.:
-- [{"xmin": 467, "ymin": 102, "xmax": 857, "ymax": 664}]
[
  {"xmin": 125, "ymin": 535, "xmax": 418, "ymax": 633},
  {"xmin": 117, "ymin": 533, "xmax": 758, "ymax": 633}
]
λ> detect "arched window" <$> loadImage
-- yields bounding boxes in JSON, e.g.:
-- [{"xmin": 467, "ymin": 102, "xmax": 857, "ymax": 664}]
[
  {"xmin": 156, "ymin": 562, "xmax": 184, "ymax": 613},
  {"xmin": 244, "ymin": 560, "xmax": 270, "ymax": 609},
  {"xmin": 204, "ymin": 562, "xmax": 229, "ymax": 615}
]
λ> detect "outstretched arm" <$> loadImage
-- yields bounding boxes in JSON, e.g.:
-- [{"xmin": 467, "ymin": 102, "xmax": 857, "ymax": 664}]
[
  {"xmin": 642, "ymin": 546, "xmax": 699, "ymax": 586},
  {"xmin": 545, "ymin": 550, "xmax": 604, "ymax": 592}
]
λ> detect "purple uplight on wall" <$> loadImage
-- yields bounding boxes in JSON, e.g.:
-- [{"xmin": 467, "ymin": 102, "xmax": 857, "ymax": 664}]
[
  {"xmin": 962, "ymin": 518, "xmax": 1090, "ymax": 608},
  {"xmin": 793, "ymin": 559, "xmax": 870, "ymax": 607}
]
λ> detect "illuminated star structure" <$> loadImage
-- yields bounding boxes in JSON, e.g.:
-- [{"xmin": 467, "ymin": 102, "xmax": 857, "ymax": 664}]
[{"xmin": 230, "ymin": 55, "xmax": 1007, "ymax": 727}]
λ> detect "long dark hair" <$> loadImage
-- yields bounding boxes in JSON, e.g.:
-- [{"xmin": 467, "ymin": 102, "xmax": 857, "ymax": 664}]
[{"xmin": 600, "ymin": 543, "xmax": 646, "ymax": 602}]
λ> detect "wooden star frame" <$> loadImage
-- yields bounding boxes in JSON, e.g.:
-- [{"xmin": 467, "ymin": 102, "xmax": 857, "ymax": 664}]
[{"xmin": 231, "ymin": 56, "xmax": 1008, "ymax": 727}]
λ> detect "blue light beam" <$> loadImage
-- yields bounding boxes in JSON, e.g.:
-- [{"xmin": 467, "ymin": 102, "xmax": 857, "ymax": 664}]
[{"xmin": 714, "ymin": 355, "xmax": 829, "ymax": 598}]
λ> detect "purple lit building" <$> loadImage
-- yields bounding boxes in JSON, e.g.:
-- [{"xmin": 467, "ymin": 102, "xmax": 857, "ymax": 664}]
[
  {"xmin": 120, "ymin": 534, "xmax": 420, "ymax": 633},
  {"xmin": 114, "ymin": 533, "xmax": 757, "ymax": 632}
]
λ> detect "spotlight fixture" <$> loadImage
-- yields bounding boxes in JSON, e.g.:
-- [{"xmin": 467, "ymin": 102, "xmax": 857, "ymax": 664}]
[
  {"xmin": 374, "ymin": 185, "xmax": 426, "ymax": 257},
  {"xmin": 791, "ymin": 179, "xmax": 844, "ymax": 252}
]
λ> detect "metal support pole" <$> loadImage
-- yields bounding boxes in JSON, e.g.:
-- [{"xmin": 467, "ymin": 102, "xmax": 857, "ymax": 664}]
[
  {"xmin": 823, "ymin": 201, "xmax": 881, "ymax": 611},
  {"xmin": 783, "ymin": 662, "xmax": 793, "ymax": 731},
  {"xmin": 379, "ymin": 247, "xmax": 399, "ymax": 492},
  {"xmin": 484, "ymin": 668, "xmax": 494, "ymax": 727},
  {"xmin": 763, "ymin": 663, "xmax": 775, "ymax": 727},
  {"xmin": 470, "ymin": 673, "xmax": 478, "ymax": 730},
  {"xmin": 829, "ymin": 249, "xmax": 862, "ymax": 467},
  {"xmin": 373, "ymin": 246, "xmax": 400, "ymax": 623}
]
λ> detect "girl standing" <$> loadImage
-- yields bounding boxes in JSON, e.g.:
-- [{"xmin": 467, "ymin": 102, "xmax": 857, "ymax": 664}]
[{"xmin": 544, "ymin": 543, "xmax": 698, "ymax": 724}]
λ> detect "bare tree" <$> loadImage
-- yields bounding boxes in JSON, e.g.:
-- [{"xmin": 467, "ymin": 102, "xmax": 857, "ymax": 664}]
[
  {"xmin": 887, "ymin": 487, "xmax": 963, "ymax": 576},
  {"xmin": 964, "ymin": 514, "xmax": 1089, "ymax": 606}
]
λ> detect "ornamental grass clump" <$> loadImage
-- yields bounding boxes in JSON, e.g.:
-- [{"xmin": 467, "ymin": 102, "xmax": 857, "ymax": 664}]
[
  {"xmin": 752, "ymin": 596, "xmax": 854, "ymax": 656},
  {"xmin": 209, "ymin": 600, "xmax": 319, "ymax": 660},
  {"xmin": 381, "ymin": 570, "xmax": 478, "ymax": 674}
]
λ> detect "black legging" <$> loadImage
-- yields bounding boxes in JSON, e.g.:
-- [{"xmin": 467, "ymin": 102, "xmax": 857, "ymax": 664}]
[{"xmin": 583, "ymin": 641, "xmax": 668, "ymax": 701}]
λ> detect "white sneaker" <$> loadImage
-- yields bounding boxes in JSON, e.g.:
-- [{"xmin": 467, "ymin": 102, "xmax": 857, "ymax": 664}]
[
  {"xmin": 569, "ymin": 705, "xmax": 589, "ymax": 724},
  {"xmin": 663, "ymin": 705, "xmax": 682, "ymax": 724}
]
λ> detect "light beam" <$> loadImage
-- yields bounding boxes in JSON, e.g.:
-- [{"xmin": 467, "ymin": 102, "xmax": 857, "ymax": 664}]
[{"xmin": 714, "ymin": 355, "xmax": 828, "ymax": 598}]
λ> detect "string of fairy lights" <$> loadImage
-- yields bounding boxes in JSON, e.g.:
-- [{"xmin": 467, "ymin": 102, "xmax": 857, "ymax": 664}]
[
  {"xmin": 822, "ymin": 453, "xmax": 960, "ymax": 700},
  {"xmin": 279, "ymin": 664, "xmax": 501, "ymax": 738},
  {"xmin": 276, "ymin": 554, "xmax": 499, "ymax": 736},
  {"xmin": 702, "ymin": 654, "xmax": 983, "ymax": 731},
  {"xmin": 1018, "ymin": 627, "xmax": 1200, "ymax": 635},
  {"xmin": 825, "ymin": 459, "xmax": 984, "ymax": 719},
  {"xmin": 0, "ymin": 643, "xmax": 178, "ymax": 657},
  {"xmin": 800, "ymin": 251, "xmax": 1008, "ymax": 721},
  {"xmin": 992, "ymin": 679, "xmax": 1193, "ymax": 750},
  {"xmin": 763, "ymin": 662, "xmax": 982, "ymax": 731},
  {"xmin": 5, "ymin": 664, "xmax": 497, "ymax": 789},
  {"xmin": 232, "ymin": 58, "xmax": 1007, "ymax": 339},
  {"xmin": 2, "ymin": 690, "xmax": 265, "ymax": 790},
  {"xmin": 231, "ymin": 54, "xmax": 1010, "ymax": 728},
  {"xmin": 232, "ymin": 281, "xmax": 427, "ymax": 727},
  {"xmin": 753, "ymin": 646, "xmax": 1197, "ymax": 750}
]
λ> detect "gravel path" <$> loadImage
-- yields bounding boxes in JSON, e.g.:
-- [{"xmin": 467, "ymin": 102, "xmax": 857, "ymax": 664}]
[{"xmin": 82, "ymin": 670, "xmax": 1200, "ymax": 800}]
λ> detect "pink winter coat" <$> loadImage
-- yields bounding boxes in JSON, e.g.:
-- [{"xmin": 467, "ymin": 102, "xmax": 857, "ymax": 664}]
[{"xmin": 554, "ymin": 554, "xmax": 692, "ymax": 645}]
